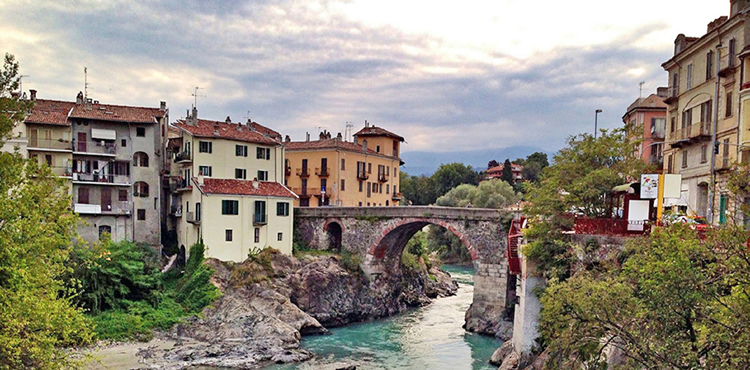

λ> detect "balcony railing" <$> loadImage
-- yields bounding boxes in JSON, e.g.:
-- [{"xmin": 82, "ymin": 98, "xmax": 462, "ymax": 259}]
[
  {"xmin": 73, "ymin": 140, "xmax": 117, "ymax": 155},
  {"xmin": 187, "ymin": 211, "xmax": 200, "ymax": 224},
  {"xmin": 292, "ymin": 187, "xmax": 310, "ymax": 197},
  {"xmin": 27, "ymin": 138, "xmax": 73, "ymax": 151},
  {"xmin": 664, "ymin": 86, "xmax": 679, "ymax": 104},
  {"xmin": 392, "ymin": 192, "xmax": 403, "ymax": 200},
  {"xmin": 170, "ymin": 204, "xmax": 182, "ymax": 217},
  {"xmin": 315, "ymin": 167, "xmax": 330, "ymax": 177},
  {"xmin": 253, "ymin": 213, "xmax": 267, "ymax": 225},
  {"xmin": 72, "ymin": 172, "xmax": 130, "ymax": 185},
  {"xmin": 49, "ymin": 166, "xmax": 73, "ymax": 177},
  {"xmin": 174, "ymin": 151, "xmax": 191, "ymax": 163},
  {"xmin": 75, "ymin": 201, "xmax": 131, "ymax": 215},
  {"xmin": 307, "ymin": 188, "xmax": 329, "ymax": 198},
  {"xmin": 357, "ymin": 169, "xmax": 369, "ymax": 180},
  {"xmin": 573, "ymin": 217, "xmax": 651, "ymax": 236},
  {"xmin": 674, "ymin": 122, "xmax": 710, "ymax": 141},
  {"xmin": 170, "ymin": 178, "xmax": 192, "ymax": 192},
  {"xmin": 378, "ymin": 173, "xmax": 388, "ymax": 182},
  {"xmin": 102, "ymin": 201, "xmax": 131, "ymax": 215},
  {"xmin": 296, "ymin": 168, "xmax": 310, "ymax": 177}
]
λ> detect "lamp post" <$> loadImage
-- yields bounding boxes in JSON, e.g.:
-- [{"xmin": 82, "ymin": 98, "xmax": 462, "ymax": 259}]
[
  {"xmin": 707, "ymin": 43, "xmax": 723, "ymax": 225},
  {"xmin": 594, "ymin": 109, "xmax": 602, "ymax": 139}
]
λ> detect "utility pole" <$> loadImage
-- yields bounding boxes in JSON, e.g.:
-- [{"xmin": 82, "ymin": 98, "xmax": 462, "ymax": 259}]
[{"xmin": 707, "ymin": 43, "xmax": 722, "ymax": 225}]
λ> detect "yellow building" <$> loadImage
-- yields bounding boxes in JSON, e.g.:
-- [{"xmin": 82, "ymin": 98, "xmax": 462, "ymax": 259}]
[
  {"xmin": 168, "ymin": 109, "xmax": 296, "ymax": 261},
  {"xmin": 662, "ymin": 2, "xmax": 748, "ymax": 224},
  {"xmin": 284, "ymin": 122, "xmax": 404, "ymax": 207}
]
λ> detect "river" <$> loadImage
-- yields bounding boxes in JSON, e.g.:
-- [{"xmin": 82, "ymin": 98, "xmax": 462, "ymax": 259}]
[{"xmin": 268, "ymin": 264, "xmax": 503, "ymax": 370}]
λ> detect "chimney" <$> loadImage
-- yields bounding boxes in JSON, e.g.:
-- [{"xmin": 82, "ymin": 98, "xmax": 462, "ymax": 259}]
[
  {"xmin": 160, "ymin": 101, "xmax": 166, "ymax": 111},
  {"xmin": 365, "ymin": 120, "xmax": 369, "ymax": 128},
  {"xmin": 76, "ymin": 91, "xmax": 84, "ymax": 104},
  {"xmin": 213, "ymin": 121, "xmax": 220, "ymax": 136},
  {"xmin": 319, "ymin": 131, "xmax": 326, "ymax": 140},
  {"xmin": 29, "ymin": 89, "xmax": 37, "ymax": 101},
  {"xmin": 656, "ymin": 87, "xmax": 668, "ymax": 98},
  {"xmin": 306, "ymin": 132, "xmax": 310, "ymax": 142},
  {"xmin": 225, "ymin": 116, "xmax": 231, "ymax": 124},
  {"xmin": 285, "ymin": 135, "xmax": 291, "ymax": 142},
  {"xmin": 197, "ymin": 173, "xmax": 204, "ymax": 187},
  {"xmin": 336, "ymin": 132, "xmax": 342, "ymax": 141},
  {"xmin": 252, "ymin": 177, "xmax": 260, "ymax": 189}
]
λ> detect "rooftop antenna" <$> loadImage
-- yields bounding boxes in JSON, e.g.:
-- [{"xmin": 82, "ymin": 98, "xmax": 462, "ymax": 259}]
[
  {"xmin": 18, "ymin": 75, "xmax": 29, "ymax": 95},
  {"xmin": 191, "ymin": 86, "xmax": 205, "ymax": 108},
  {"xmin": 344, "ymin": 121, "xmax": 353, "ymax": 142},
  {"xmin": 243, "ymin": 110, "xmax": 252, "ymax": 123},
  {"xmin": 84, "ymin": 67, "xmax": 89, "ymax": 99},
  {"xmin": 638, "ymin": 81, "xmax": 645, "ymax": 101}
]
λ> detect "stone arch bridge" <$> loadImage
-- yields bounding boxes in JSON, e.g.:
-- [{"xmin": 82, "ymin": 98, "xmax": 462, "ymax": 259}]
[{"xmin": 295, "ymin": 206, "xmax": 511, "ymax": 335}]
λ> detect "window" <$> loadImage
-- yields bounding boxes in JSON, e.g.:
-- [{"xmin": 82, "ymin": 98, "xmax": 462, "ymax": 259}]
[
  {"xmin": 137, "ymin": 209, "xmax": 146, "ymax": 220},
  {"xmin": 700, "ymin": 101, "xmax": 712, "ymax": 124},
  {"xmin": 121, "ymin": 139, "xmax": 127, "ymax": 147},
  {"xmin": 341, "ymin": 179, "xmax": 345, "ymax": 191},
  {"xmin": 706, "ymin": 51, "xmax": 714, "ymax": 80},
  {"xmin": 114, "ymin": 161, "xmax": 130, "ymax": 176},
  {"xmin": 78, "ymin": 187, "xmax": 89, "ymax": 204},
  {"xmin": 136, "ymin": 127, "xmax": 145, "ymax": 137},
  {"xmin": 236, "ymin": 145, "xmax": 248, "ymax": 157},
  {"xmin": 668, "ymin": 155, "xmax": 673, "ymax": 174},
  {"xmin": 98, "ymin": 225, "xmax": 112, "ymax": 241},
  {"xmin": 682, "ymin": 108, "xmax": 692, "ymax": 128},
  {"xmin": 376, "ymin": 145, "xmax": 380, "ymax": 153},
  {"xmin": 277, "ymin": 202, "xmax": 290, "ymax": 216},
  {"xmin": 254, "ymin": 228, "xmax": 260, "ymax": 243},
  {"xmin": 119, "ymin": 189, "xmax": 128, "ymax": 201},
  {"xmin": 235, "ymin": 168, "xmax": 247, "ymax": 179},
  {"xmin": 682, "ymin": 150, "xmax": 688, "ymax": 168},
  {"xmin": 277, "ymin": 232, "xmax": 283, "ymax": 241},
  {"xmin": 257, "ymin": 170, "xmax": 268, "ymax": 181},
  {"xmin": 729, "ymin": 38, "xmax": 736, "ymax": 67},
  {"xmin": 359, "ymin": 180, "xmax": 363, "ymax": 192},
  {"xmin": 133, "ymin": 152, "xmax": 149, "ymax": 167},
  {"xmin": 341, "ymin": 158, "xmax": 345, "ymax": 170},
  {"xmin": 257, "ymin": 147, "xmax": 270, "ymax": 160},
  {"xmin": 386, "ymin": 183, "xmax": 389, "ymax": 194},
  {"xmin": 367, "ymin": 182, "xmax": 371, "ymax": 197},
  {"xmin": 222, "ymin": 200, "xmax": 239, "ymax": 215},
  {"xmin": 368, "ymin": 163, "xmax": 372, "ymax": 173},
  {"xmin": 686, "ymin": 63, "xmax": 693, "ymax": 90},
  {"xmin": 196, "ymin": 203, "xmax": 201, "ymax": 221},
  {"xmin": 724, "ymin": 138, "xmax": 730, "ymax": 159},
  {"xmin": 701, "ymin": 144, "xmax": 708, "ymax": 163},
  {"xmin": 134, "ymin": 181, "xmax": 149, "ymax": 197},
  {"xmin": 199, "ymin": 141, "xmax": 212, "ymax": 153},
  {"xmin": 393, "ymin": 184, "xmax": 397, "ymax": 194},
  {"xmin": 321, "ymin": 178, "xmax": 327, "ymax": 192},
  {"xmin": 199, "ymin": 166, "xmax": 212, "ymax": 176},
  {"xmin": 359, "ymin": 202, "xmax": 362, "ymax": 206},
  {"xmin": 45, "ymin": 154, "xmax": 52, "ymax": 166},
  {"xmin": 726, "ymin": 92, "xmax": 733, "ymax": 117},
  {"xmin": 254, "ymin": 201, "xmax": 266, "ymax": 224},
  {"xmin": 672, "ymin": 73, "xmax": 679, "ymax": 96},
  {"xmin": 225, "ymin": 229, "xmax": 233, "ymax": 242}
]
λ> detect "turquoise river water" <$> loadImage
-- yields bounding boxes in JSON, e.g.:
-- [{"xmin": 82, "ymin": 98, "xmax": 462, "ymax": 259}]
[{"xmin": 268, "ymin": 264, "xmax": 503, "ymax": 370}]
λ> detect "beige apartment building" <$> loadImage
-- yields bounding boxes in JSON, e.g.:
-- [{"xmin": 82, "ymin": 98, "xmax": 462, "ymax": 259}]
[
  {"xmin": 167, "ymin": 109, "xmax": 295, "ymax": 261},
  {"xmin": 662, "ymin": 1, "xmax": 749, "ymax": 223},
  {"xmin": 284, "ymin": 122, "xmax": 404, "ymax": 207}
]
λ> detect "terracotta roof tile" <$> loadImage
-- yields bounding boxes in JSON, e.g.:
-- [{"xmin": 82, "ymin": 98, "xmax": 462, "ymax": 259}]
[
  {"xmin": 284, "ymin": 138, "xmax": 384, "ymax": 156},
  {"xmin": 199, "ymin": 178, "xmax": 297, "ymax": 198},
  {"xmin": 487, "ymin": 163, "xmax": 523, "ymax": 174},
  {"xmin": 174, "ymin": 119, "xmax": 280, "ymax": 146},
  {"xmin": 25, "ymin": 99, "xmax": 75, "ymax": 126},
  {"xmin": 70, "ymin": 102, "xmax": 164, "ymax": 124},
  {"xmin": 354, "ymin": 125, "xmax": 404, "ymax": 141}
]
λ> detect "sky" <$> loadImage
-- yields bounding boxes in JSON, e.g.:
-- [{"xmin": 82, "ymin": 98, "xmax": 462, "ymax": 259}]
[{"xmin": 0, "ymin": 0, "xmax": 729, "ymax": 173}]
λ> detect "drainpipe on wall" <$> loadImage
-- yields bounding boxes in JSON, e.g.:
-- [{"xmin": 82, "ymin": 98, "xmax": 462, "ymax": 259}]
[{"xmin": 708, "ymin": 42, "xmax": 723, "ymax": 225}]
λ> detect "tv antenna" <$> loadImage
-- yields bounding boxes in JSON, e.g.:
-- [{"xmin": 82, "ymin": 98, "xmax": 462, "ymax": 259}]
[
  {"xmin": 243, "ymin": 110, "xmax": 252, "ymax": 123},
  {"xmin": 18, "ymin": 75, "xmax": 29, "ymax": 95},
  {"xmin": 344, "ymin": 121, "xmax": 353, "ymax": 142},
  {"xmin": 638, "ymin": 81, "xmax": 645, "ymax": 101},
  {"xmin": 191, "ymin": 86, "xmax": 205, "ymax": 108}
]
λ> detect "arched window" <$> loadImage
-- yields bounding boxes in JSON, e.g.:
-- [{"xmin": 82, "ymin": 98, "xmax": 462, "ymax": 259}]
[
  {"xmin": 98, "ymin": 225, "xmax": 112, "ymax": 241},
  {"xmin": 134, "ymin": 181, "xmax": 149, "ymax": 197},
  {"xmin": 133, "ymin": 152, "xmax": 149, "ymax": 167}
]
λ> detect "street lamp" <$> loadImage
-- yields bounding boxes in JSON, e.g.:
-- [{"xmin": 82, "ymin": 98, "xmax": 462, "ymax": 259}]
[{"xmin": 594, "ymin": 109, "xmax": 602, "ymax": 139}]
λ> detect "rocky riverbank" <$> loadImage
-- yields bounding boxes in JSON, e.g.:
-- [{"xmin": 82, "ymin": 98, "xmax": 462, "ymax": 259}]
[{"xmin": 109, "ymin": 249, "xmax": 457, "ymax": 369}]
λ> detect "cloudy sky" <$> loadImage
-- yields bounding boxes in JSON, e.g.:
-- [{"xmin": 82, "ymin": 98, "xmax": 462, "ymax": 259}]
[{"xmin": 1, "ymin": 0, "xmax": 728, "ymax": 172}]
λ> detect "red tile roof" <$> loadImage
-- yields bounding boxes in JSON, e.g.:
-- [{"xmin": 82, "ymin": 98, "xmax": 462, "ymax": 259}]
[
  {"xmin": 199, "ymin": 178, "xmax": 297, "ymax": 198},
  {"xmin": 487, "ymin": 163, "xmax": 523, "ymax": 174},
  {"xmin": 70, "ymin": 102, "xmax": 164, "ymax": 124},
  {"xmin": 25, "ymin": 99, "xmax": 76, "ymax": 126},
  {"xmin": 174, "ymin": 119, "xmax": 280, "ymax": 146},
  {"xmin": 284, "ymin": 138, "xmax": 385, "ymax": 156},
  {"xmin": 248, "ymin": 122, "xmax": 281, "ymax": 141},
  {"xmin": 354, "ymin": 125, "xmax": 404, "ymax": 141}
]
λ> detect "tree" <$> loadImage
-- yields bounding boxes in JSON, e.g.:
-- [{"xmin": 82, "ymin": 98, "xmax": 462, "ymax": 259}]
[
  {"xmin": 431, "ymin": 162, "xmax": 480, "ymax": 197},
  {"xmin": 0, "ymin": 53, "xmax": 94, "ymax": 368},
  {"xmin": 500, "ymin": 158, "xmax": 515, "ymax": 185},
  {"xmin": 400, "ymin": 171, "xmax": 437, "ymax": 205},
  {"xmin": 521, "ymin": 151, "xmax": 549, "ymax": 183},
  {"xmin": 436, "ymin": 179, "xmax": 520, "ymax": 209},
  {"xmin": 487, "ymin": 159, "xmax": 499, "ymax": 169}
]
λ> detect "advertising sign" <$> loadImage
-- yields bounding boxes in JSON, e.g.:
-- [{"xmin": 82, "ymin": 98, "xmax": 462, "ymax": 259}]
[{"xmin": 640, "ymin": 174, "xmax": 659, "ymax": 199}]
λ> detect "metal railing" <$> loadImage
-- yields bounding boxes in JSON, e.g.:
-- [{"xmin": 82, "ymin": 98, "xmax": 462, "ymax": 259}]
[
  {"xmin": 28, "ymin": 138, "xmax": 73, "ymax": 151},
  {"xmin": 674, "ymin": 122, "xmax": 710, "ymax": 141},
  {"xmin": 296, "ymin": 168, "xmax": 310, "ymax": 177},
  {"xmin": 253, "ymin": 213, "xmax": 267, "ymax": 225},
  {"xmin": 315, "ymin": 167, "xmax": 330, "ymax": 177},
  {"xmin": 357, "ymin": 169, "xmax": 369, "ymax": 180},
  {"xmin": 292, "ymin": 187, "xmax": 309, "ymax": 196},
  {"xmin": 174, "ymin": 151, "xmax": 191, "ymax": 163},
  {"xmin": 170, "ymin": 204, "xmax": 182, "ymax": 217},
  {"xmin": 392, "ymin": 192, "xmax": 402, "ymax": 200},
  {"xmin": 73, "ymin": 140, "xmax": 117, "ymax": 155},
  {"xmin": 72, "ymin": 172, "xmax": 130, "ymax": 184},
  {"xmin": 378, "ymin": 173, "xmax": 388, "ymax": 182},
  {"xmin": 102, "ymin": 201, "xmax": 131, "ymax": 215}
]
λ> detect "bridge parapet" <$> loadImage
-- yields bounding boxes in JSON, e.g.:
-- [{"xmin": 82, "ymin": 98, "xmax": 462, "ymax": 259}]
[{"xmin": 295, "ymin": 206, "xmax": 505, "ymax": 221}]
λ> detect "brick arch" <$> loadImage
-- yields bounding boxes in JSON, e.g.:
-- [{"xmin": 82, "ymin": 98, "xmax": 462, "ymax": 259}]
[
  {"xmin": 366, "ymin": 218, "xmax": 479, "ymax": 261},
  {"xmin": 323, "ymin": 218, "xmax": 344, "ymax": 233}
]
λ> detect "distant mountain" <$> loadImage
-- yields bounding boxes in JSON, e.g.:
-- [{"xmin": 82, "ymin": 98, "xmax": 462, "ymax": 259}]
[{"xmin": 400, "ymin": 146, "xmax": 553, "ymax": 176}]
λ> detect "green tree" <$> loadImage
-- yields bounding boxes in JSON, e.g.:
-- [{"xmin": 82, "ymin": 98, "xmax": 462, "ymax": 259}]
[
  {"xmin": 521, "ymin": 151, "xmax": 549, "ymax": 183},
  {"xmin": 436, "ymin": 179, "xmax": 520, "ymax": 209},
  {"xmin": 487, "ymin": 159, "xmax": 499, "ymax": 169},
  {"xmin": 431, "ymin": 162, "xmax": 480, "ymax": 199},
  {"xmin": 500, "ymin": 158, "xmax": 515, "ymax": 185},
  {"xmin": 0, "ymin": 53, "xmax": 94, "ymax": 369},
  {"xmin": 400, "ymin": 171, "xmax": 437, "ymax": 205}
]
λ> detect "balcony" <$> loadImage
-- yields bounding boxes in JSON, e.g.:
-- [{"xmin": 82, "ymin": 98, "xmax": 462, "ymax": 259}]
[
  {"xmin": 315, "ymin": 167, "xmax": 330, "ymax": 177},
  {"xmin": 307, "ymin": 188, "xmax": 330, "ymax": 198},
  {"xmin": 296, "ymin": 168, "xmax": 310, "ymax": 178},
  {"xmin": 27, "ymin": 138, "xmax": 73, "ymax": 152},
  {"xmin": 253, "ymin": 213, "xmax": 267, "ymax": 225},
  {"xmin": 378, "ymin": 173, "xmax": 388, "ymax": 182},
  {"xmin": 670, "ymin": 122, "xmax": 710, "ymax": 147},
  {"xmin": 174, "ymin": 151, "xmax": 192, "ymax": 164},
  {"xmin": 73, "ymin": 140, "xmax": 117, "ymax": 156},
  {"xmin": 170, "ymin": 204, "xmax": 182, "ymax": 217},
  {"xmin": 648, "ymin": 154, "xmax": 664, "ymax": 168},
  {"xmin": 392, "ymin": 192, "xmax": 403, "ymax": 201},
  {"xmin": 49, "ymin": 166, "xmax": 73, "ymax": 178},
  {"xmin": 357, "ymin": 169, "xmax": 369, "ymax": 180},
  {"xmin": 72, "ymin": 172, "xmax": 130, "ymax": 185},
  {"xmin": 663, "ymin": 86, "xmax": 679, "ymax": 104},
  {"xmin": 292, "ymin": 187, "xmax": 310, "ymax": 197},
  {"xmin": 170, "ymin": 178, "xmax": 192, "ymax": 193},
  {"xmin": 718, "ymin": 54, "xmax": 738, "ymax": 78},
  {"xmin": 186, "ymin": 211, "xmax": 200, "ymax": 224},
  {"xmin": 74, "ymin": 201, "xmax": 131, "ymax": 216},
  {"xmin": 717, "ymin": 157, "xmax": 733, "ymax": 172}
]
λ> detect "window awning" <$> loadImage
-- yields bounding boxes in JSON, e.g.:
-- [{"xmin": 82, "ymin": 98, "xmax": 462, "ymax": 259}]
[{"xmin": 91, "ymin": 128, "xmax": 116, "ymax": 141}]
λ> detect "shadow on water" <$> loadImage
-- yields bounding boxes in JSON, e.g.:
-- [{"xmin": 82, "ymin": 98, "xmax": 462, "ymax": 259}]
[{"xmin": 269, "ymin": 264, "xmax": 502, "ymax": 370}]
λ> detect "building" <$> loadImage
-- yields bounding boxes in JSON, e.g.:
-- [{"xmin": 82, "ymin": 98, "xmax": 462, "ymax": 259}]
[
  {"xmin": 25, "ymin": 94, "xmax": 76, "ymax": 180},
  {"xmin": 69, "ymin": 92, "xmax": 167, "ymax": 245},
  {"xmin": 486, "ymin": 163, "xmax": 524, "ymax": 182},
  {"xmin": 167, "ymin": 108, "xmax": 296, "ymax": 261},
  {"xmin": 284, "ymin": 122, "xmax": 404, "ymax": 207},
  {"xmin": 622, "ymin": 88, "xmax": 668, "ymax": 167},
  {"xmin": 662, "ymin": 0, "xmax": 749, "ymax": 223}
]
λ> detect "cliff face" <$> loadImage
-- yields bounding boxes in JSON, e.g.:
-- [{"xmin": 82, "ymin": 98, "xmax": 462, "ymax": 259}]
[{"xmin": 138, "ymin": 250, "xmax": 457, "ymax": 369}]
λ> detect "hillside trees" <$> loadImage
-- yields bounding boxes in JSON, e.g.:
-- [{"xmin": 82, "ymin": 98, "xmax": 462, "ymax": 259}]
[
  {"xmin": 400, "ymin": 162, "xmax": 480, "ymax": 205},
  {"xmin": 0, "ymin": 53, "xmax": 94, "ymax": 369}
]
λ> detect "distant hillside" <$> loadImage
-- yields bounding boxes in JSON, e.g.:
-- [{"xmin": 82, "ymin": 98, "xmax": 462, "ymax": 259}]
[{"xmin": 400, "ymin": 146, "xmax": 553, "ymax": 176}]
